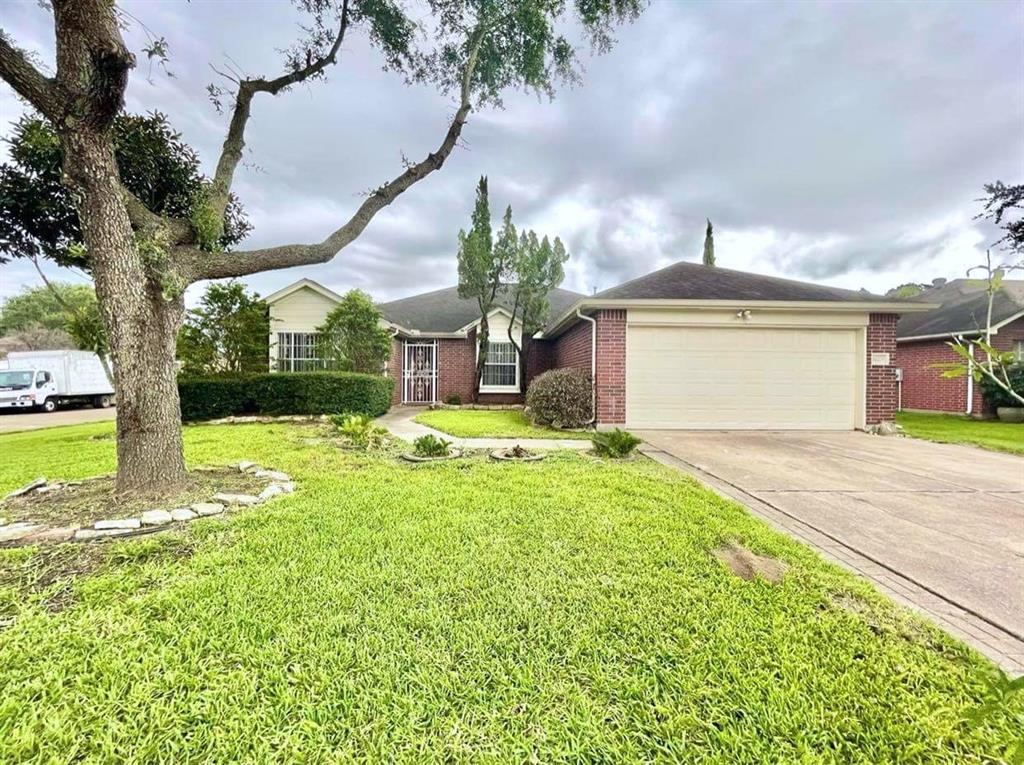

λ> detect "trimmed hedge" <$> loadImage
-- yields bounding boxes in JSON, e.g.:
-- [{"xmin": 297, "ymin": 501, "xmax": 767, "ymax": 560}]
[
  {"xmin": 525, "ymin": 367, "xmax": 593, "ymax": 428},
  {"xmin": 178, "ymin": 372, "xmax": 394, "ymax": 422}
]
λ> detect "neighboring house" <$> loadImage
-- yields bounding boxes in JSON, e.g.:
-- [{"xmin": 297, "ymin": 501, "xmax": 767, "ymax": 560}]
[
  {"xmin": 265, "ymin": 262, "xmax": 931, "ymax": 429},
  {"xmin": 894, "ymin": 278, "xmax": 1024, "ymax": 415}
]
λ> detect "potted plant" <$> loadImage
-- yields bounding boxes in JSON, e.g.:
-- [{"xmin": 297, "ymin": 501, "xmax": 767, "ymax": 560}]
[{"xmin": 981, "ymin": 365, "xmax": 1024, "ymax": 423}]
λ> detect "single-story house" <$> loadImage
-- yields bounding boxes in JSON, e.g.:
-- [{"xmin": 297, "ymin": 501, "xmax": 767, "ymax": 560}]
[
  {"xmin": 265, "ymin": 262, "xmax": 932, "ymax": 430},
  {"xmin": 894, "ymin": 278, "xmax": 1024, "ymax": 415}
]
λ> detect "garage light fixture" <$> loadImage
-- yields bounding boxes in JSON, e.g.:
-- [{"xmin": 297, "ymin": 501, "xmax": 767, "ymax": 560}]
[{"xmin": 736, "ymin": 309, "xmax": 752, "ymax": 320}]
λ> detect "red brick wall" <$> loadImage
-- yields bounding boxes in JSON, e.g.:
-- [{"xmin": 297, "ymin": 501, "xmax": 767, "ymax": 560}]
[
  {"xmin": 894, "ymin": 339, "xmax": 971, "ymax": 413},
  {"xmin": 998, "ymin": 316, "xmax": 1024, "ymax": 353},
  {"xmin": 525, "ymin": 339, "xmax": 554, "ymax": 390},
  {"xmin": 437, "ymin": 337, "xmax": 477, "ymax": 403},
  {"xmin": 385, "ymin": 331, "xmax": 557, "ymax": 406},
  {"xmin": 894, "ymin": 316, "xmax": 1024, "ymax": 414},
  {"xmin": 595, "ymin": 309, "xmax": 627, "ymax": 425},
  {"xmin": 546, "ymin": 311, "xmax": 627, "ymax": 425},
  {"xmin": 553, "ymin": 319, "xmax": 593, "ymax": 373},
  {"xmin": 387, "ymin": 338, "xmax": 402, "ymax": 405},
  {"xmin": 866, "ymin": 313, "xmax": 898, "ymax": 424}
]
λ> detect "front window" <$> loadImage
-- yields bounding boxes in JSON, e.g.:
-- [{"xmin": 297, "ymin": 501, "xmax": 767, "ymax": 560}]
[
  {"xmin": 0, "ymin": 371, "xmax": 33, "ymax": 390},
  {"xmin": 1016, "ymin": 340, "xmax": 1024, "ymax": 363},
  {"xmin": 481, "ymin": 341, "xmax": 518, "ymax": 389},
  {"xmin": 276, "ymin": 332, "xmax": 323, "ymax": 372}
]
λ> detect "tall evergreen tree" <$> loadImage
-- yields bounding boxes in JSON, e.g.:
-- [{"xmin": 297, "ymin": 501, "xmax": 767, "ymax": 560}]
[
  {"xmin": 457, "ymin": 178, "xmax": 516, "ymax": 400},
  {"xmin": 702, "ymin": 218, "xmax": 716, "ymax": 267},
  {"xmin": 506, "ymin": 231, "xmax": 568, "ymax": 386}
]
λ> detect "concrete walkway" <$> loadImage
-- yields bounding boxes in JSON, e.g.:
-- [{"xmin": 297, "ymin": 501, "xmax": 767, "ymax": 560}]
[
  {"xmin": 377, "ymin": 407, "xmax": 592, "ymax": 450},
  {"xmin": 638, "ymin": 430, "xmax": 1024, "ymax": 674}
]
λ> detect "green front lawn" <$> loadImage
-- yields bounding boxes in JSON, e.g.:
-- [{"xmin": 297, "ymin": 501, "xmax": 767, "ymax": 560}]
[
  {"xmin": 0, "ymin": 422, "xmax": 1019, "ymax": 761},
  {"xmin": 413, "ymin": 408, "xmax": 592, "ymax": 439},
  {"xmin": 897, "ymin": 411, "xmax": 1024, "ymax": 456}
]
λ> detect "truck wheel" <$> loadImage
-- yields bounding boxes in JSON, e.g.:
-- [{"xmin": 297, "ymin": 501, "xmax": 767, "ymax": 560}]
[
  {"xmin": 94, "ymin": 395, "xmax": 113, "ymax": 409},
  {"xmin": 40, "ymin": 398, "xmax": 57, "ymax": 413}
]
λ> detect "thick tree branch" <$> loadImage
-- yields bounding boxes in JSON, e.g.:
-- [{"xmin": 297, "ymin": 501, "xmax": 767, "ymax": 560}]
[
  {"xmin": 207, "ymin": 0, "xmax": 350, "ymax": 222},
  {"xmin": 184, "ymin": 26, "xmax": 485, "ymax": 283},
  {"xmin": 51, "ymin": 0, "xmax": 134, "ymax": 131},
  {"xmin": 0, "ymin": 34, "xmax": 60, "ymax": 120}
]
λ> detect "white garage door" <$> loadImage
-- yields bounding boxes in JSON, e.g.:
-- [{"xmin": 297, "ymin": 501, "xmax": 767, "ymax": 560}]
[{"xmin": 626, "ymin": 325, "xmax": 860, "ymax": 430}]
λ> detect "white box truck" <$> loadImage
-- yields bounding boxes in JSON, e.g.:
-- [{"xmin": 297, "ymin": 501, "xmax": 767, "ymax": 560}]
[{"xmin": 0, "ymin": 350, "xmax": 115, "ymax": 413}]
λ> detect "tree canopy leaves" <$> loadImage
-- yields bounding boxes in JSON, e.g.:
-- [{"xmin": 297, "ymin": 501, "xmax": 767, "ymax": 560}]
[
  {"xmin": 287, "ymin": 0, "xmax": 643, "ymax": 109},
  {"xmin": 0, "ymin": 283, "xmax": 96, "ymax": 334},
  {"xmin": 978, "ymin": 181, "xmax": 1023, "ymax": 257},
  {"xmin": 0, "ymin": 113, "xmax": 251, "ymax": 267},
  {"xmin": 314, "ymin": 289, "xmax": 393, "ymax": 373},
  {"xmin": 176, "ymin": 281, "xmax": 268, "ymax": 377}
]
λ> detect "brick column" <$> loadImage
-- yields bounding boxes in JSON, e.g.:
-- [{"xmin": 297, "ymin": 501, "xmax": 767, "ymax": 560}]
[
  {"xmin": 387, "ymin": 338, "xmax": 402, "ymax": 405},
  {"xmin": 866, "ymin": 313, "xmax": 898, "ymax": 424},
  {"xmin": 595, "ymin": 309, "xmax": 626, "ymax": 426}
]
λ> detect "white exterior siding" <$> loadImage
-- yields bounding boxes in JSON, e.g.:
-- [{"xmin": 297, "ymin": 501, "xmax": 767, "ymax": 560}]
[{"xmin": 267, "ymin": 286, "xmax": 339, "ymax": 370}]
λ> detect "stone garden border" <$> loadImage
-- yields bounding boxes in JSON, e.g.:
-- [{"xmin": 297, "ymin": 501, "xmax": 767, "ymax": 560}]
[
  {"xmin": 203, "ymin": 414, "xmax": 330, "ymax": 425},
  {"xmin": 489, "ymin": 448, "xmax": 546, "ymax": 462},
  {"xmin": 0, "ymin": 461, "xmax": 297, "ymax": 547},
  {"xmin": 428, "ymin": 403, "xmax": 524, "ymax": 411},
  {"xmin": 400, "ymin": 449, "xmax": 464, "ymax": 463}
]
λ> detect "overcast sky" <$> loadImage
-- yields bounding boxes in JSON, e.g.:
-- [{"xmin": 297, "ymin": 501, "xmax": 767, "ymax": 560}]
[{"xmin": 1, "ymin": 0, "xmax": 1022, "ymax": 306}]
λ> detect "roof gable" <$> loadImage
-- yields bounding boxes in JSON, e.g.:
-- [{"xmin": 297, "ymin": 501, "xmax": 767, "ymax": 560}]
[{"xmin": 263, "ymin": 278, "xmax": 344, "ymax": 305}]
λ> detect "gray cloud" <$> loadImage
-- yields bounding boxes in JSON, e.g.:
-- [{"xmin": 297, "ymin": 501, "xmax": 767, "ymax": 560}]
[{"xmin": 1, "ymin": 0, "xmax": 1022, "ymax": 306}]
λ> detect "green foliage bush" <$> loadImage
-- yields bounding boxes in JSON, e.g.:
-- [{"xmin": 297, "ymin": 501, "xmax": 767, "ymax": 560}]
[
  {"xmin": 980, "ymin": 364, "xmax": 1024, "ymax": 409},
  {"xmin": 444, "ymin": 394, "xmax": 462, "ymax": 405},
  {"xmin": 413, "ymin": 434, "xmax": 452, "ymax": 457},
  {"xmin": 591, "ymin": 428, "xmax": 642, "ymax": 458},
  {"xmin": 525, "ymin": 368, "xmax": 592, "ymax": 428},
  {"xmin": 178, "ymin": 372, "xmax": 393, "ymax": 422},
  {"xmin": 331, "ymin": 413, "xmax": 390, "ymax": 450}
]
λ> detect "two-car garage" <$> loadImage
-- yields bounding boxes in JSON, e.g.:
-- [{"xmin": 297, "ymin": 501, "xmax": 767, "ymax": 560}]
[{"xmin": 624, "ymin": 311, "xmax": 866, "ymax": 430}]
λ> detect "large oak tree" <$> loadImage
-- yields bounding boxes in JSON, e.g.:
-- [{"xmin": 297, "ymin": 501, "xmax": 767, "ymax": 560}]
[{"xmin": 0, "ymin": 0, "xmax": 641, "ymax": 491}]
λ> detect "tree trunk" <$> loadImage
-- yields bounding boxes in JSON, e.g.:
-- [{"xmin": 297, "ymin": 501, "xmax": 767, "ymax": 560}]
[
  {"xmin": 62, "ymin": 129, "xmax": 188, "ymax": 493},
  {"xmin": 107, "ymin": 286, "xmax": 187, "ymax": 493},
  {"xmin": 474, "ymin": 317, "xmax": 490, "ymax": 403}
]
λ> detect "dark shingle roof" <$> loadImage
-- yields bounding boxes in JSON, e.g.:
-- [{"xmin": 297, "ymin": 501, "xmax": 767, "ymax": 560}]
[
  {"xmin": 593, "ymin": 260, "xmax": 890, "ymax": 302},
  {"xmin": 896, "ymin": 279, "xmax": 1024, "ymax": 339},
  {"xmin": 379, "ymin": 286, "xmax": 584, "ymax": 334}
]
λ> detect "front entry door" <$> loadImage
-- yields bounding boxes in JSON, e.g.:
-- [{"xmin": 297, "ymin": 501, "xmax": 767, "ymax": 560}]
[{"xmin": 403, "ymin": 341, "xmax": 437, "ymax": 404}]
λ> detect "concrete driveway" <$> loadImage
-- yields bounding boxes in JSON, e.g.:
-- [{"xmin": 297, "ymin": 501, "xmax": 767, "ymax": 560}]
[
  {"xmin": 638, "ymin": 430, "xmax": 1024, "ymax": 665},
  {"xmin": 0, "ymin": 406, "xmax": 116, "ymax": 434}
]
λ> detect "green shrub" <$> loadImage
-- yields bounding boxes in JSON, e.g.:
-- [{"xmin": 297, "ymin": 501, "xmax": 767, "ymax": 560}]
[
  {"xmin": 177, "ymin": 376, "xmax": 256, "ymax": 421},
  {"xmin": 178, "ymin": 372, "xmax": 393, "ymax": 422},
  {"xmin": 525, "ymin": 368, "xmax": 592, "ymax": 428},
  {"xmin": 980, "ymin": 364, "xmax": 1024, "ymax": 409},
  {"xmin": 331, "ymin": 413, "xmax": 389, "ymax": 450},
  {"xmin": 413, "ymin": 434, "xmax": 451, "ymax": 457},
  {"xmin": 591, "ymin": 428, "xmax": 642, "ymax": 458},
  {"xmin": 444, "ymin": 393, "xmax": 462, "ymax": 406}
]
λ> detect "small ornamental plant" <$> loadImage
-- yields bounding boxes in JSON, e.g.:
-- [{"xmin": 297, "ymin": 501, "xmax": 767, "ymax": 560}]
[
  {"xmin": 445, "ymin": 394, "xmax": 462, "ymax": 406},
  {"xmin": 413, "ymin": 434, "xmax": 452, "ymax": 458},
  {"xmin": 591, "ymin": 428, "xmax": 642, "ymax": 458},
  {"xmin": 331, "ymin": 413, "xmax": 389, "ymax": 450}
]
